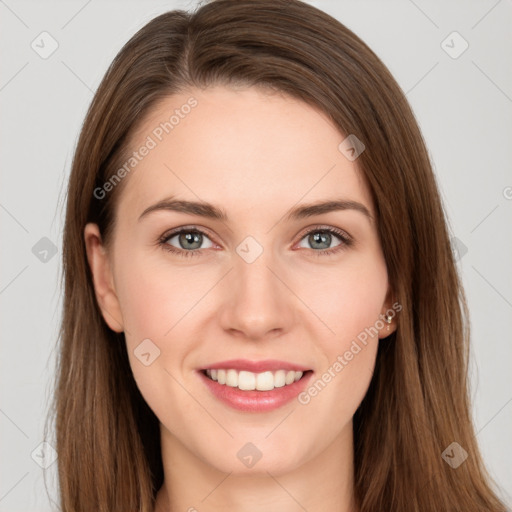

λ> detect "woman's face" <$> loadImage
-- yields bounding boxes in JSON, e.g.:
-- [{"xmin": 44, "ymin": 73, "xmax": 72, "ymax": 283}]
[{"xmin": 85, "ymin": 85, "xmax": 396, "ymax": 475}]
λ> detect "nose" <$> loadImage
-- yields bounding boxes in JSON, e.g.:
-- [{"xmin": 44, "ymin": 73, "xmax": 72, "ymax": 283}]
[{"xmin": 218, "ymin": 249, "xmax": 296, "ymax": 341}]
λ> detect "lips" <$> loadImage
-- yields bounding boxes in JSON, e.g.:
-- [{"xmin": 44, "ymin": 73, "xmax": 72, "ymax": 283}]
[{"xmin": 198, "ymin": 359, "xmax": 314, "ymax": 412}]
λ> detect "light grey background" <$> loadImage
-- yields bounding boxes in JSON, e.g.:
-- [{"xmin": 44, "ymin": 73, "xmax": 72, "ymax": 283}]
[{"xmin": 1, "ymin": 0, "xmax": 511, "ymax": 510}]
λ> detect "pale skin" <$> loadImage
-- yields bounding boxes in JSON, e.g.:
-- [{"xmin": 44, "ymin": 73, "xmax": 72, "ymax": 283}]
[{"xmin": 85, "ymin": 86, "xmax": 397, "ymax": 512}]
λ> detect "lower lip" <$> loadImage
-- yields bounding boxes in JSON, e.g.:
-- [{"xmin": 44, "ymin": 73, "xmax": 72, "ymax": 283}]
[{"xmin": 198, "ymin": 370, "xmax": 314, "ymax": 412}]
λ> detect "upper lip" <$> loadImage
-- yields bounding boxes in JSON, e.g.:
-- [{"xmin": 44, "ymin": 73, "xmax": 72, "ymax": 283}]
[{"xmin": 201, "ymin": 359, "xmax": 311, "ymax": 373}]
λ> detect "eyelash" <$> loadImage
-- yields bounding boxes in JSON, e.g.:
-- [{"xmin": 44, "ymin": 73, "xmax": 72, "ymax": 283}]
[{"xmin": 157, "ymin": 225, "xmax": 353, "ymax": 259}]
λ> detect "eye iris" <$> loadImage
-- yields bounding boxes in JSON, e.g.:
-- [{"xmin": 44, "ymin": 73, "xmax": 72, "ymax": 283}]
[
  {"xmin": 179, "ymin": 231, "xmax": 202, "ymax": 250},
  {"xmin": 309, "ymin": 231, "xmax": 331, "ymax": 250}
]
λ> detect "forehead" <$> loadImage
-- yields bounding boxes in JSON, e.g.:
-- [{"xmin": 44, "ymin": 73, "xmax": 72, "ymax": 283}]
[{"xmin": 116, "ymin": 86, "xmax": 373, "ymax": 222}]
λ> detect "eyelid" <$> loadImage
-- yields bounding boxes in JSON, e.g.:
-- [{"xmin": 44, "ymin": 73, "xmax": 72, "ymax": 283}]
[
  {"xmin": 159, "ymin": 224, "xmax": 218, "ymax": 244},
  {"xmin": 293, "ymin": 224, "xmax": 352, "ymax": 245}
]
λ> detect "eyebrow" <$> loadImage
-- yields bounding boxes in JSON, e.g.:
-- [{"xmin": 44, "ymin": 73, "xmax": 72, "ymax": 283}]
[{"xmin": 138, "ymin": 196, "xmax": 373, "ymax": 223}]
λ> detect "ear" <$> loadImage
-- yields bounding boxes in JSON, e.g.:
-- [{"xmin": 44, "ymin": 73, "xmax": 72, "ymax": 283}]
[
  {"xmin": 377, "ymin": 285, "xmax": 400, "ymax": 339},
  {"xmin": 84, "ymin": 223, "xmax": 124, "ymax": 333}
]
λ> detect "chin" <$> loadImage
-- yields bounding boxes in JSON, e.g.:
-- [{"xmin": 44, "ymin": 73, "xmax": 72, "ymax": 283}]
[{"xmin": 199, "ymin": 440, "xmax": 307, "ymax": 477}]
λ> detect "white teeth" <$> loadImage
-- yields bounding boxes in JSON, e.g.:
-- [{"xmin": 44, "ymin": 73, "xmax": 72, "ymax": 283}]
[
  {"xmin": 226, "ymin": 369, "xmax": 238, "ymax": 387},
  {"xmin": 239, "ymin": 371, "xmax": 256, "ymax": 390},
  {"xmin": 274, "ymin": 370, "xmax": 286, "ymax": 388},
  {"xmin": 204, "ymin": 368, "xmax": 305, "ymax": 391},
  {"xmin": 256, "ymin": 371, "xmax": 274, "ymax": 391}
]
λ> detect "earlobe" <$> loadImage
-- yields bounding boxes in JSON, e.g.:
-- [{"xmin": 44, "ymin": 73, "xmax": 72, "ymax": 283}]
[
  {"xmin": 378, "ymin": 287, "xmax": 399, "ymax": 339},
  {"xmin": 378, "ymin": 310, "xmax": 397, "ymax": 339},
  {"xmin": 84, "ymin": 223, "xmax": 124, "ymax": 333}
]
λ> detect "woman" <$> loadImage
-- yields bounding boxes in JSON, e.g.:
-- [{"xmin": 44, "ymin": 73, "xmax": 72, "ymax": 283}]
[{"xmin": 50, "ymin": 0, "xmax": 509, "ymax": 510}]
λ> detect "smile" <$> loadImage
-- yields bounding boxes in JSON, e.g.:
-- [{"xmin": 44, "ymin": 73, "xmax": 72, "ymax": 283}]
[{"xmin": 198, "ymin": 360, "xmax": 313, "ymax": 412}]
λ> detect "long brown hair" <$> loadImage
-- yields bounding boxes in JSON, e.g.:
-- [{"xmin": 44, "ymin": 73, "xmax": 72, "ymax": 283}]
[{"xmin": 49, "ymin": 0, "xmax": 508, "ymax": 510}]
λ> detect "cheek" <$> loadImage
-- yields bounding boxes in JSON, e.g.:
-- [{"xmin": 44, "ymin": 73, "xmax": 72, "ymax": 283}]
[
  {"xmin": 116, "ymin": 259, "xmax": 197, "ymax": 437},
  {"xmin": 292, "ymin": 252, "xmax": 386, "ymax": 413},
  {"xmin": 113, "ymin": 254, "xmax": 215, "ymax": 405},
  {"xmin": 295, "ymin": 251, "xmax": 388, "ymax": 343},
  {"xmin": 296, "ymin": 340, "xmax": 378, "ymax": 447},
  {"xmin": 113, "ymin": 249, "xmax": 213, "ymax": 338}
]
